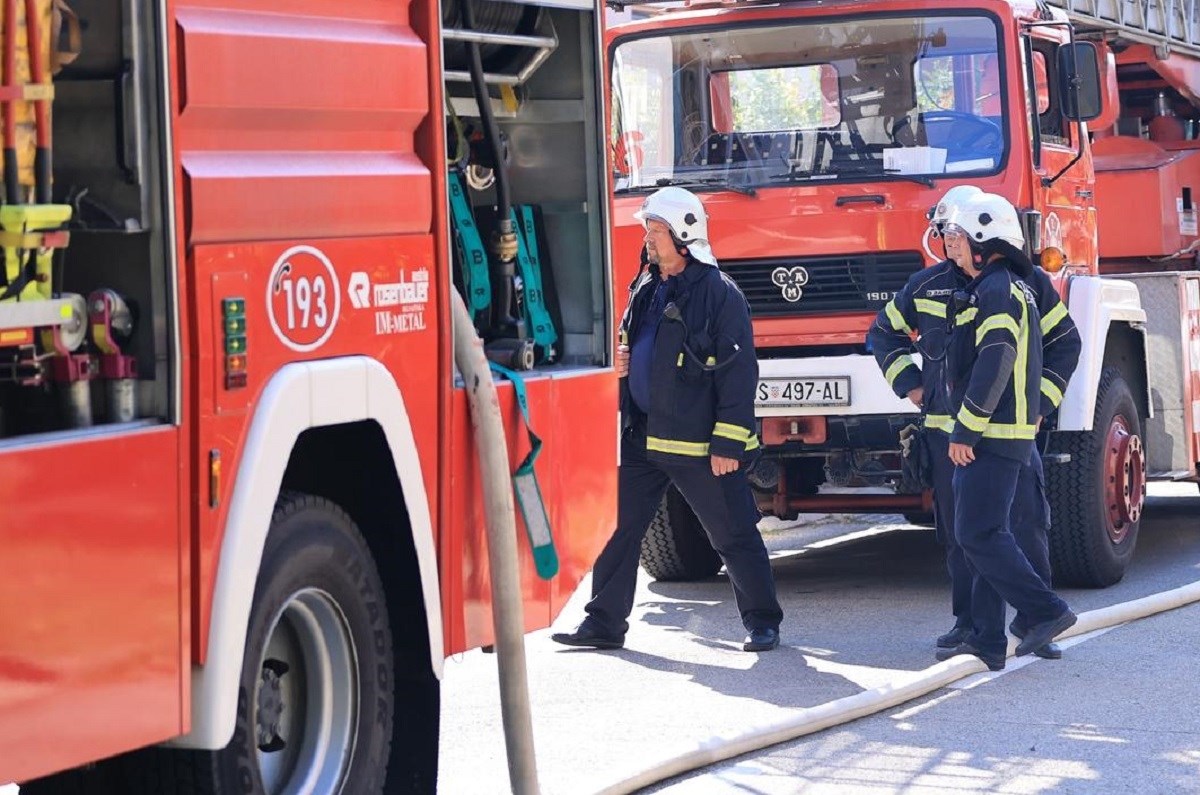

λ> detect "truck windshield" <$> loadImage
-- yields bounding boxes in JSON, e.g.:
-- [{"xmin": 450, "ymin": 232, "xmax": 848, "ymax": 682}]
[{"xmin": 610, "ymin": 14, "xmax": 1006, "ymax": 192}]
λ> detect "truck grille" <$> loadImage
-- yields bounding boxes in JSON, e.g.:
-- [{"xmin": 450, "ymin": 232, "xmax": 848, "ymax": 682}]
[{"xmin": 723, "ymin": 252, "xmax": 926, "ymax": 317}]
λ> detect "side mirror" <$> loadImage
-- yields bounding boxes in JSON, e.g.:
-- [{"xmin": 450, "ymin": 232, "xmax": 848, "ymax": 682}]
[{"xmin": 1058, "ymin": 41, "xmax": 1103, "ymax": 121}]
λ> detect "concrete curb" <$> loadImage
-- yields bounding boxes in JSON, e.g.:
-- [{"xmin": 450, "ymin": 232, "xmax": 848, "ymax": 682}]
[{"xmin": 592, "ymin": 578, "xmax": 1200, "ymax": 795}]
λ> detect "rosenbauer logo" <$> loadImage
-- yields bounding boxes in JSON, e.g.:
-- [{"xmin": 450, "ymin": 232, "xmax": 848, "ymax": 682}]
[{"xmin": 266, "ymin": 245, "xmax": 342, "ymax": 352}]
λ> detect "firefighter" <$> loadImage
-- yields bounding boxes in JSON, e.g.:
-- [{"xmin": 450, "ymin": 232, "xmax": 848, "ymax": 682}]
[
  {"xmin": 868, "ymin": 184, "xmax": 978, "ymax": 642},
  {"xmin": 552, "ymin": 186, "xmax": 783, "ymax": 652},
  {"xmin": 932, "ymin": 192, "xmax": 1076, "ymax": 670},
  {"xmin": 869, "ymin": 187, "xmax": 1081, "ymax": 662}
]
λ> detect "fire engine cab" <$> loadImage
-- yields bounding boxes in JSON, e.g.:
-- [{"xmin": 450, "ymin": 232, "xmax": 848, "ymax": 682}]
[{"xmin": 608, "ymin": 0, "xmax": 1200, "ymax": 589}]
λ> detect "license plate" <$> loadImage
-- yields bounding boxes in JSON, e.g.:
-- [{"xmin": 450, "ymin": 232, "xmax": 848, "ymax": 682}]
[{"xmin": 756, "ymin": 377, "xmax": 851, "ymax": 407}]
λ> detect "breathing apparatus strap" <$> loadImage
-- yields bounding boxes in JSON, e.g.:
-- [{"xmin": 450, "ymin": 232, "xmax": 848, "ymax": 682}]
[
  {"xmin": 488, "ymin": 360, "xmax": 559, "ymax": 580},
  {"xmin": 512, "ymin": 205, "xmax": 557, "ymax": 360},
  {"xmin": 448, "ymin": 169, "xmax": 492, "ymax": 316}
]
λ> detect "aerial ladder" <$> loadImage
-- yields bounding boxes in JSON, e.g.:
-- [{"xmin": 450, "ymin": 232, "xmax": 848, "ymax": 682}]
[{"xmin": 1047, "ymin": 0, "xmax": 1200, "ymax": 56}]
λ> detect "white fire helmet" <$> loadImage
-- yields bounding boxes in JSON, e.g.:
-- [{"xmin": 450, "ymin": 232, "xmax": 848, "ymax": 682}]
[
  {"xmin": 947, "ymin": 192, "xmax": 1025, "ymax": 249},
  {"xmin": 927, "ymin": 184, "xmax": 984, "ymax": 234},
  {"xmin": 632, "ymin": 186, "xmax": 717, "ymax": 265}
]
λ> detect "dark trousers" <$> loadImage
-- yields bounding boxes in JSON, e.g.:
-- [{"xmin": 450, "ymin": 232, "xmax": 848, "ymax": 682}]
[
  {"xmin": 583, "ymin": 425, "xmax": 783, "ymax": 638},
  {"xmin": 929, "ymin": 434, "xmax": 1054, "ymax": 632},
  {"xmin": 951, "ymin": 448, "xmax": 1069, "ymax": 656}
]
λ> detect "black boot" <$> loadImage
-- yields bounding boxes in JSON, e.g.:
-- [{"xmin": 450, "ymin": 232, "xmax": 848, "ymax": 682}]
[
  {"xmin": 936, "ymin": 625, "xmax": 972, "ymax": 649},
  {"xmin": 551, "ymin": 623, "xmax": 625, "ymax": 650},
  {"xmin": 935, "ymin": 642, "xmax": 1005, "ymax": 671}
]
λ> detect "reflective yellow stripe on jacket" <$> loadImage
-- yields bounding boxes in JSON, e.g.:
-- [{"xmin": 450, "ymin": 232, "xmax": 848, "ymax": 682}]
[
  {"xmin": 885, "ymin": 354, "xmax": 917, "ymax": 387},
  {"xmin": 956, "ymin": 404, "xmax": 989, "ymax": 433},
  {"xmin": 925, "ymin": 414, "xmax": 955, "ymax": 433},
  {"xmin": 648, "ymin": 431, "xmax": 761, "ymax": 457},
  {"xmin": 1041, "ymin": 377, "xmax": 1064, "ymax": 408},
  {"xmin": 713, "ymin": 422, "xmax": 753, "ymax": 443},
  {"xmin": 1011, "ymin": 283, "xmax": 1031, "ymax": 426},
  {"xmin": 647, "ymin": 437, "xmax": 709, "ymax": 457},
  {"xmin": 1040, "ymin": 301, "xmax": 1068, "ymax": 336},
  {"xmin": 914, "ymin": 298, "xmax": 946, "ymax": 318},
  {"xmin": 885, "ymin": 300, "xmax": 913, "ymax": 335},
  {"xmin": 975, "ymin": 314, "xmax": 1020, "ymax": 345},
  {"xmin": 980, "ymin": 423, "xmax": 1037, "ymax": 440}
]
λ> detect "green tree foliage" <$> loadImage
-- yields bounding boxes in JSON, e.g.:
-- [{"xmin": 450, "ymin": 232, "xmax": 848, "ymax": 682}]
[{"xmin": 729, "ymin": 66, "xmax": 838, "ymax": 131}]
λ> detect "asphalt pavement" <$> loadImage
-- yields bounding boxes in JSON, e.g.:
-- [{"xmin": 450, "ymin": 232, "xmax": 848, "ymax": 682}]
[
  {"xmin": 436, "ymin": 483, "xmax": 1200, "ymax": 794},
  {"xmin": 646, "ymin": 600, "xmax": 1200, "ymax": 794},
  {"xmin": 5, "ymin": 487, "xmax": 1196, "ymax": 794}
]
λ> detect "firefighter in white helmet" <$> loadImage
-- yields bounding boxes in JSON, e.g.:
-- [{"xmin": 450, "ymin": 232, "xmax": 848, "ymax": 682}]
[
  {"xmin": 927, "ymin": 184, "xmax": 984, "ymax": 237},
  {"xmin": 631, "ymin": 185, "xmax": 718, "ymax": 265},
  {"xmin": 870, "ymin": 188, "xmax": 1081, "ymax": 667},
  {"xmin": 931, "ymin": 191, "xmax": 1077, "ymax": 669},
  {"xmin": 553, "ymin": 186, "xmax": 783, "ymax": 652}
]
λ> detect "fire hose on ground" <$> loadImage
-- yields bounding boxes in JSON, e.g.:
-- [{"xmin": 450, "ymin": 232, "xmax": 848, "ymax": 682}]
[
  {"xmin": 592, "ymin": 578, "xmax": 1200, "ymax": 795},
  {"xmin": 454, "ymin": 283, "xmax": 1200, "ymax": 795}
]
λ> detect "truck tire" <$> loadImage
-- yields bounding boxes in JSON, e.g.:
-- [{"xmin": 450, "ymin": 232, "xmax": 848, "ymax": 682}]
[
  {"xmin": 639, "ymin": 485, "xmax": 722, "ymax": 581},
  {"xmin": 116, "ymin": 492, "xmax": 395, "ymax": 794},
  {"xmin": 903, "ymin": 512, "xmax": 935, "ymax": 528},
  {"xmin": 1045, "ymin": 367, "xmax": 1146, "ymax": 587}
]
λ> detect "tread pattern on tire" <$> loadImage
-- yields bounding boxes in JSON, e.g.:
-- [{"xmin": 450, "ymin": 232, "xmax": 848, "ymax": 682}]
[
  {"xmin": 639, "ymin": 486, "xmax": 722, "ymax": 581},
  {"xmin": 1045, "ymin": 367, "xmax": 1141, "ymax": 588}
]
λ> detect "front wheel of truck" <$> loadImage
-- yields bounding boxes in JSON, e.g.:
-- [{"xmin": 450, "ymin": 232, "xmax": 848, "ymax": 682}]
[
  {"xmin": 1045, "ymin": 367, "xmax": 1146, "ymax": 588},
  {"xmin": 206, "ymin": 491, "xmax": 395, "ymax": 793},
  {"xmin": 21, "ymin": 492, "xmax": 397, "ymax": 795}
]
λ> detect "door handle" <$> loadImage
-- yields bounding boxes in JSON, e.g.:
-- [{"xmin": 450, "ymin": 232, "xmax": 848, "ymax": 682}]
[
  {"xmin": 1075, "ymin": 188, "xmax": 1093, "ymax": 199},
  {"xmin": 835, "ymin": 194, "xmax": 885, "ymax": 207}
]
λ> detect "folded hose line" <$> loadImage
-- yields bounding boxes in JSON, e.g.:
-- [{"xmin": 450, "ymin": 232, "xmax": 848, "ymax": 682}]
[
  {"xmin": 595, "ymin": 578, "xmax": 1200, "ymax": 795},
  {"xmin": 451, "ymin": 289, "xmax": 541, "ymax": 795}
]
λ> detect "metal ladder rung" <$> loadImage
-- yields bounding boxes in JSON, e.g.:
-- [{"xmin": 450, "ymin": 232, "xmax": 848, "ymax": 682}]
[{"xmin": 1046, "ymin": 0, "xmax": 1200, "ymax": 58}]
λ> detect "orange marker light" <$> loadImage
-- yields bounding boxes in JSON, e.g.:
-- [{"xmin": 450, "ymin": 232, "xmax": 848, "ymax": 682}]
[{"xmin": 1040, "ymin": 246, "xmax": 1066, "ymax": 273}]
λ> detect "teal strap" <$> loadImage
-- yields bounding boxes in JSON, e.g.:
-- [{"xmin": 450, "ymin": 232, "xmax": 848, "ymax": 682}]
[
  {"xmin": 488, "ymin": 361, "xmax": 559, "ymax": 579},
  {"xmin": 448, "ymin": 171, "xmax": 491, "ymax": 314},
  {"xmin": 512, "ymin": 206, "xmax": 558, "ymax": 356}
]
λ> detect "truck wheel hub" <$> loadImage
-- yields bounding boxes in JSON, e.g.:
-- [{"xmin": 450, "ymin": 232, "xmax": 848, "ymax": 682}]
[
  {"xmin": 256, "ymin": 659, "xmax": 289, "ymax": 750},
  {"xmin": 1104, "ymin": 414, "xmax": 1145, "ymax": 541}
]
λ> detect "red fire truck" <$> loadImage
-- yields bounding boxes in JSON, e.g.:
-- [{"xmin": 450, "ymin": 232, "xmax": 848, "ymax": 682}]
[
  {"xmin": 609, "ymin": 0, "xmax": 1200, "ymax": 589},
  {"xmin": 1, "ymin": 0, "xmax": 615, "ymax": 790}
]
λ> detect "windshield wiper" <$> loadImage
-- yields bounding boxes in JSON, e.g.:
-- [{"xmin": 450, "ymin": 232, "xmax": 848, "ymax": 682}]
[
  {"xmin": 768, "ymin": 170, "xmax": 831, "ymax": 184},
  {"xmin": 767, "ymin": 169, "xmax": 935, "ymax": 189},
  {"xmin": 881, "ymin": 171, "xmax": 936, "ymax": 188},
  {"xmin": 653, "ymin": 176, "xmax": 758, "ymax": 197}
]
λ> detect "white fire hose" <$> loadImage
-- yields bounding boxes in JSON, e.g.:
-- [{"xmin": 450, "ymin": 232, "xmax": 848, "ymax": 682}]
[
  {"xmin": 451, "ymin": 290, "xmax": 541, "ymax": 795},
  {"xmin": 594, "ymin": 578, "xmax": 1200, "ymax": 794}
]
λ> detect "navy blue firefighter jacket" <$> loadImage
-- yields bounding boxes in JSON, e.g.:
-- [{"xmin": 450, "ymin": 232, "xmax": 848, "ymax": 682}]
[
  {"xmin": 618, "ymin": 251, "xmax": 761, "ymax": 462},
  {"xmin": 868, "ymin": 252, "xmax": 1081, "ymax": 451}
]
